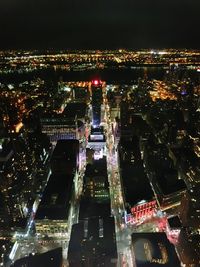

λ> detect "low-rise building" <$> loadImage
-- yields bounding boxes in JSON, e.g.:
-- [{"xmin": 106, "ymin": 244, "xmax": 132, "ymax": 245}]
[{"xmin": 131, "ymin": 232, "xmax": 181, "ymax": 267}]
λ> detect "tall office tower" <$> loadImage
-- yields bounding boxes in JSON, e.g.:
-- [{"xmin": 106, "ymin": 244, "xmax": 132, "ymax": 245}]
[{"xmin": 91, "ymin": 80, "xmax": 103, "ymax": 127}]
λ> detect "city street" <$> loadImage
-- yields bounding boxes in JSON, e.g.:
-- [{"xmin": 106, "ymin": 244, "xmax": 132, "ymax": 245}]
[{"xmin": 103, "ymin": 86, "xmax": 134, "ymax": 267}]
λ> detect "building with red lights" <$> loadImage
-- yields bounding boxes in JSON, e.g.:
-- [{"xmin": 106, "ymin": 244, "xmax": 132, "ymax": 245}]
[
  {"xmin": 125, "ymin": 200, "xmax": 158, "ymax": 225},
  {"xmin": 91, "ymin": 80, "xmax": 103, "ymax": 127}
]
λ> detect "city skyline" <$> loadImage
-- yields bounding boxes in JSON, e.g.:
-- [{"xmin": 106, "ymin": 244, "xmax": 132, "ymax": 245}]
[
  {"xmin": 1, "ymin": 0, "xmax": 200, "ymax": 262},
  {"xmin": 0, "ymin": 50, "xmax": 200, "ymax": 266}
]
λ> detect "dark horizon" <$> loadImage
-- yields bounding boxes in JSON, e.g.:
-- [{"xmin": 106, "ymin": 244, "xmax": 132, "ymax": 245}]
[{"xmin": 0, "ymin": 0, "xmax": 200, "ymax": 51}]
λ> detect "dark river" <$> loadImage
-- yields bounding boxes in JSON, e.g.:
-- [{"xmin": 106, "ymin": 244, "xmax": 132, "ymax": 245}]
[{"xmin": 0, "ymin": 66, "xmax": 199, "ymax": 84}]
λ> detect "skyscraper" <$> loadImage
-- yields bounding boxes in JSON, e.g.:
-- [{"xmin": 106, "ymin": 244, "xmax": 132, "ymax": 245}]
[{"xmin": 91, "ymin": 80, "xmax": 103, "ymax": 127}]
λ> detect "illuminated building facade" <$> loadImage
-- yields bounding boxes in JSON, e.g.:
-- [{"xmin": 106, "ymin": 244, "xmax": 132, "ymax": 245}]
[
  {"xmin": 125, "ymin": 200, "xmax": 157, "ymax": 225},
  {"xmin": 41, "ymin": 115, "xmax": 85, "ymax": 142}
]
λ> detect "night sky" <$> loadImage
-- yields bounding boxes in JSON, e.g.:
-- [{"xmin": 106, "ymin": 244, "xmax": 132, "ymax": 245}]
[{"xmin": 0, "ymin": 0, "xmax": 200, "ymax": 50}]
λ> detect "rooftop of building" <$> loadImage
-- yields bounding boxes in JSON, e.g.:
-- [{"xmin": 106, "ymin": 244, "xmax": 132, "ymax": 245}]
[
  {"xmin": 143, "ymin": 142, "xmax": 187, "ymax": 195},
  {"xmin": 11, "ymin": 247, "xmax": 63, "ymax": 267},
  {"xmin": 155, "ymin": 169, "xmax": 186, "ymax": 195},
  {"xmin": 91, "ymin": 126, "xmax": 104, "ymax": 133},
  {"xmin": 85, "ymin": 158, "xmax": 107, "ymax": 178},
  {"xmin": 121, "ymin": 162, "xmax": 154, "ymax": 208},
  {"xmin": 79, "ymin": 199, "xmax": 111, "ymax": 220},
  {"xmin": 131, "ymin": 232, "xmax": 181, "ymax": 267},
  {"xmin": 68, "ymin": 216, "xmax": 117, "ymax": 264},
  {"xmin": 177, "ymin": 228, "xmax": 200, "ymax": 265},
  {"xmin": 35, "ymin": 174, "xmax": 73, "ymax": 220},
  {"xmin": 63, "ymin": 102, "xmax": 87, "ymax": 119},
  {"xmin": 0, "ymin": 139, "xmax": 13, "ymax": 160},
  {"xmin": 51, "ymin": 139, "xmax": 79, "ymax": 158},
  {"xmin": 167, "ymin": 216, "xmax": 182, "ymax": 228}
]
